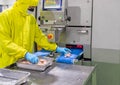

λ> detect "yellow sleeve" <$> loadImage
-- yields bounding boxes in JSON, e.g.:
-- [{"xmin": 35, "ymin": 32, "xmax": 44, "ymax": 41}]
[
  {"xmin": 34, "ymin": 22, "xmax": 57, "ymax": 51},
  {"xmin": 0, "ymin": 14, "xmax": 27, "ymax": 59}
]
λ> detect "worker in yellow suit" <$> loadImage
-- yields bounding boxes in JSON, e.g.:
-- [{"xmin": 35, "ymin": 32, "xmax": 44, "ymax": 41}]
[{"xmin": 0, "ymin": 0, "xmax": 71, "ymax": 68}]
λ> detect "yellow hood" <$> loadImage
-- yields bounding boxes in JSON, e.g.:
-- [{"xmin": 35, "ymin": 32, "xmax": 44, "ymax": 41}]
[
  {"xmin": 13, "ymin": 0, "xmax": 39, "ymax": 16},
  {"xmin": 17, "ymin": 0, "xmax": 39, "ymax": 6}
]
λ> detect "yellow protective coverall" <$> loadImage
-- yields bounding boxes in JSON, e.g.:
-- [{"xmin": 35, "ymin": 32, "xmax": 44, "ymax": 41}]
[{"xmin": 0, "ymin": 0, "xmax": 57, "ymax": 68}]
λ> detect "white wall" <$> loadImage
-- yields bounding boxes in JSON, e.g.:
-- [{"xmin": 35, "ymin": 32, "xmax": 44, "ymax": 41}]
[
  {"xmin": 0, "ymin": 0, "xmax": 4, "ymax": 4},
  {"xmin": 92, "ymin": 0, "xmax": 120, "ymax": 64},
  {"xmin": 92, "ymin": 0, "xmax": 120, "ymax": 50},
  {"xmin": 0, "ymin": 0, "xmax": 15, "ymax": 6}
]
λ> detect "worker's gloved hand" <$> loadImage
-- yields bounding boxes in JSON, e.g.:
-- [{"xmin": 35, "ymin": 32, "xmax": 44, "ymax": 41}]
[
  {"xmin": 25, "ymin": 52, "xmax": 39, "ymax": 64},
  {"xmin": 34, "ymin": 52, "xmax": 50, "ymax": 57},
  {"xmin": 56, "ymin": 47, "xmax": 71, "ymax": 55}
]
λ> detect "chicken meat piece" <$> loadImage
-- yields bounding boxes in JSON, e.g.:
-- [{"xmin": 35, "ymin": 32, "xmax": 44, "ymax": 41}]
[
  {"xmin": 65, "ymin": 53, "xmax": 71, "ymax": 57},
  {"xmin": 37, "ymin": 59, "xmax": 47, "ymax": 65},
  {"xmin": 21, "ymin": 59, "xmax": 47, "ymax": 66},
  {"xmin": 21, "ymin": 60, "xmax": 31, "ymax": 64}
]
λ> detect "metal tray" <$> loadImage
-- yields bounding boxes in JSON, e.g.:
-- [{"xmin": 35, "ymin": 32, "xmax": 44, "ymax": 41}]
[
  {"xmin": 0, "ymin": 69, "xmax": 30, "ymax": 85},
  {"xmin": 16, "ymin": 57, "xmax": 54, "ymax": 71}
]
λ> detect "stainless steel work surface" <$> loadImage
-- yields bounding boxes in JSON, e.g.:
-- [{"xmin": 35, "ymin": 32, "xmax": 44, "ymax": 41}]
[
  {"xmin": 25, "ymin": 63, "xmax": 95, "ymax": 85},
  {"xmin": 0, "ymin": 69, "xmax": 30, "ymax": 85}
]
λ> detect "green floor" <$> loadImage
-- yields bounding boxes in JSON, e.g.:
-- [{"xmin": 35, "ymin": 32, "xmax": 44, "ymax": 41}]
[{"xmin": 93, "ymin": 62, "xmax": 120, "ymax": 85}]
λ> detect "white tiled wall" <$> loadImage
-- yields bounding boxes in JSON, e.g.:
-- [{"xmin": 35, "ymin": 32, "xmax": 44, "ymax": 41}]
[{"xmin": 92, "ymin": 0, "xmax": 120, "ymax": 50}]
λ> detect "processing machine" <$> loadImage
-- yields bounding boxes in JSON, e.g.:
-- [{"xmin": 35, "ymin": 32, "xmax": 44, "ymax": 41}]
[
  {"xmin": 0, "ymin": 1, "xmax": 96, "ymax": 85},
  {"xmin": 37, "ymin": 0, "xmax": 68, "ymax": 43},
  {"xmin": 36, "ymin": 0, "xmax": 93, "ymax": 64}
]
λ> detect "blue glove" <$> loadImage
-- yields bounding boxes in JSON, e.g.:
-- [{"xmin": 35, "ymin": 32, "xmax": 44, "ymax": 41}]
[
  {"xmin": 56, "ymin": 47, "xmax": 71, "ymax": 55},
  {"xmin": 34, "ymin": 52, "xmax": 50, "ymax": 57},
  {"xmin": 25, "ymin": 52, "xmax": 39, "ymax": 64}
]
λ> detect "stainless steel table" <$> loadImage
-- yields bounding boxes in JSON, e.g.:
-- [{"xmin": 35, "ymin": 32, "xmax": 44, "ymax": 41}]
[{"xmin": 19, "ymin": 63, "xmax": 96, "ymax": 85}]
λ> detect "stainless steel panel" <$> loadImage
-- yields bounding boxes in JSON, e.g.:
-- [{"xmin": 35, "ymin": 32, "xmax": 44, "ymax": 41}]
[
  {"xmin": 19, "ymin": 63, "xmax": 95, "ymax": 85},
  {"xmin": 65, "ymin": 27, "xmax": 91, "ymax": 45},
  {"xmin": 0, "ymin": 69, "xmax": 30, "ymax": 85},
  {"xmin": 67, "ymin": 6, "xmax": 81, "ymax": 25},
  {"xmin": 68, "ymin": 0, "xmax": 93, "ymax": 26},
  {"xmin": 17, "ymin": 57, "xmax": 54, "ymax": 71}
]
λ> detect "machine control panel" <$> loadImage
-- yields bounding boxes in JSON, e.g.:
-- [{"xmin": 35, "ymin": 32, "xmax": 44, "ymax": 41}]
[
  {"xmin": 39, "ymin": 0, "xmax": 67, "ymax": 25},
  {"xmin": 40, "ymin": 11, "xmax": 65, "ymax": 25},
  {"xmin": 40, "ymin": 27, "xmax": 56, "ymax": 42}
]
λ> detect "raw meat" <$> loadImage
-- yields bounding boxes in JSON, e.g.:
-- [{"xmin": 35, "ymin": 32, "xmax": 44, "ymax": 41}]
[{"xmin": 21, "ymin": 59, "xmax": 47, "ymax": 66}]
